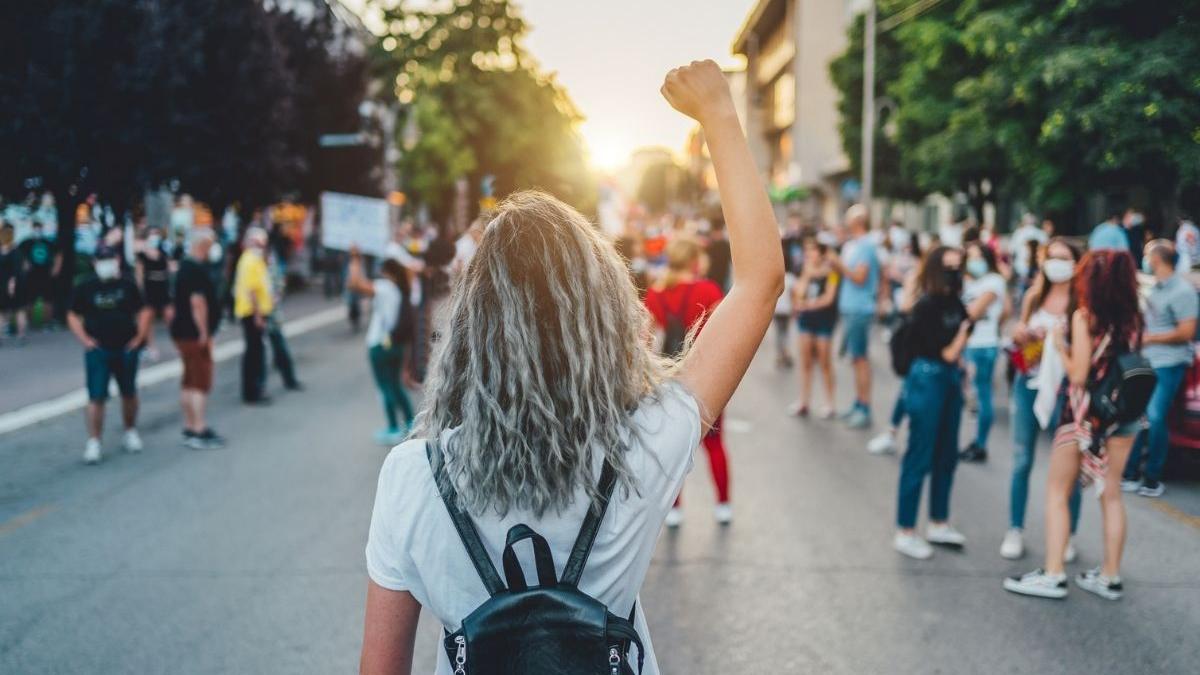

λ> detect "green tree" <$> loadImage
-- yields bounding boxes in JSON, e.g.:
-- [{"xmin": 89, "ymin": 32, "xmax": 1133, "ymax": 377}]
[{"xmin": 371, "ymin": 0, "xmax": 595, "ymax": 223}]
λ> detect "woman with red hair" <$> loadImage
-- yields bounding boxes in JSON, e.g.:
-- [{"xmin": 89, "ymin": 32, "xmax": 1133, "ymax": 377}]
[{"xmin": 1005, "ymin": 250, "xmax": 1143, "ymax": 601}]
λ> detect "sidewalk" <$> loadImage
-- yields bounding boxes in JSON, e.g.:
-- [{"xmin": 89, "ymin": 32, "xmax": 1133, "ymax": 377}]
[{"xmin": 0, "ymin": 289, "xmax": 347, "ymax": 417}]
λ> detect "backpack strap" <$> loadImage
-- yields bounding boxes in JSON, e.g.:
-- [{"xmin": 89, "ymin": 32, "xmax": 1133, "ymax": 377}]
[
  {"xmin": 426, "ymin": 439, "xmax": 506, "ymax": 596},
  {"xmin": 559, "ymin": 459, "xmax": 619, "ymax": 588}
]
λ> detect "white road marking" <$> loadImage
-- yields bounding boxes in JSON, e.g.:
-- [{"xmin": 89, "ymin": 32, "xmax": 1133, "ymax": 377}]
[
  {"xmin": 0, "ymin": 305, "xmax": 345, "ymax": 436},
  {"xmin": 724, "ymin": 418, "xmax": 753, "ymax": 433}
]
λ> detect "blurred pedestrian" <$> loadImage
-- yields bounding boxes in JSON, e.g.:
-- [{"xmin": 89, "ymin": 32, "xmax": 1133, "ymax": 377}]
[
  {"xmin": 135, "ymin": 226, "xmax": 172, "ymax": 360},
  {"xmin": 0, "ymin": 223, "xmax": 28, "ymax": 343},
  {"xmin": 891, "ymin": 247, "xmax": 972, "ymax": 559},
  {"xmin": 828, "ymin": 204, "xmax": 880, "ymax": 429},
  {"xmin": 1005, "ymin": 250, "xmax": 1142, "ymax": 601},
  {"xmin": 791, "ymin": 236, "xmax": 839, "ymax": 418},
  {"xmin": 959, "ymin": 241, "xmax": 1007, "ymax": 462},
  {"xmin": 347, "ymin": 248, "xmax": 418, "ymax": 446},
  {"xmin": 644, "ymin": 236, "xmax": 730, "ymax": 527},
  {"xmin": 18, "ymin": 220, "xmax": 61, "ymax": 329},
  {"xmin": 1088, "ymin": 211, "xmax": 1130, "ymax": 252},
  {"xmin": 1121, "ymin": 240, "xmax": 1198, "ymax": 497},
  {"xmin": 233, "ymin": 227, "xmax": 272, "ymax": 404},
  {"xmin": 360, "ymin": 60, "xmax": 783, "ymax": 675},
  {"xmin": 66, "ymin": 247, "xmax": 150, "ymax": 464},
  {"xmin": 703, "ymin": 215, "xmax": 731, "ymax": 291},
  {"xmin": 1001, "ymin": 238, "xmax": 1083, "ymax": 561},
  {"xmin": 171, "ymin": 229, "xmax": 225, "ymax": 450},
  {"xmin": 772, "ymin": 270, "xmax": 795, "ymax": 368},
  {"xmin": 1010, "ymin": 214, "xmax": 1048, "ymax": 299}
]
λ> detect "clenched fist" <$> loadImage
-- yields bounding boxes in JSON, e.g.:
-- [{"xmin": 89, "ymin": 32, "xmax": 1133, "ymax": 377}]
[{"xmin": 661, "ymin": 59, "xmax": 736, "ymax": 126}]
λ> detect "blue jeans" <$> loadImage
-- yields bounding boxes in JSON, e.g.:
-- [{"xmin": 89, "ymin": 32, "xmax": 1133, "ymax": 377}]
[
  {"xmin": 1124, "ymin": 364, "xmax": 1188, "ymax": 483},
  {"xmin": 896, "ymin": 359, "xmax": 962, "ymax": 529},
  {"xmin": 965, "ymin": 346, "xmax": 998, "ymax": 449},
  {"xmin": 368, "ymin": 343, "xmax": 415, "ymax": 430},
  {"xmin": 839, "ymin": 312, "xmax": 873, "ymax": 360},
  {"xmin": 889, "ymin": 390, "xmax": 906, "ymax": 428},
  {"xmin": 1010, "ymin": 373, "xmax": 1080, "ymax": 531}
]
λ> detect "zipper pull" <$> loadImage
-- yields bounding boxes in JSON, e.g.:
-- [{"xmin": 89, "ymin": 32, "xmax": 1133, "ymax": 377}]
[
  {"xmin": 454, "ymin": 635, "xmax": 467, "ymax": 675},
  {"xmin": 609, "ymin": 645, "xmax": 621, "ymax": 674}
]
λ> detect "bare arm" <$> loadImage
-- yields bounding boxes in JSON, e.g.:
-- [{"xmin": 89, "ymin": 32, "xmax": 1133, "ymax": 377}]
[
  {"xmin": 1058, "ymin": 310, "xmax": 1093, "ymax": 386},
  {"xmin": 191, "ymin": 294, "xmax": 209, "ymax": 343},
  {"xmin": 809, "ymin": 275, "xmax": 839, "ymax": 311},
  {"xmin": 662, "ymin": 60, "xmax": 785, "ymax": 427},
  {"xmin": 67, "ymin": 311, "xmax": 97, "ymax": 350},
  {"xmin": 1144, "ymin": 318, "xmax": 1197, "ymax": 346},
  {"xmin": 941, "ymin": 322, "xmax": 971, "ymax": 363},
  {"xmin": 966, "ymin": 291, "xmax": 998, "ymax": 321},
  {"xmin": 130, "ymin": 307, "xmax": 152, "ymax": 349},
  {"xmin": 360, "ymin": 581, "xmax": 420, "ymax": 675},
  {"xmin": 347, "ymin": 249, "xmax": 376, "ymax": 297}
]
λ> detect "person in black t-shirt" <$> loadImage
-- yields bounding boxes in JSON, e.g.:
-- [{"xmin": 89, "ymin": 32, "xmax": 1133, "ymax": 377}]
[
  {"xmin": 170, "ymin": 230, "xmax": 226, "ymax": 449},
  {"xmin": 18, "ymin": 220, "xmax": 61, "ymax": 327},
  {"xmin": 703, "ymin": 216, "xmax": 732, "ymax": 291},
  {"xmin": 892, "ymin": 246, "xmax": 973, "ymax": 561},
  {"xmin": 1, "ymin": 223, "xmax": 29, "ymax": 342},
  {"xmin": 136, "ymin": 226, "xmax": 173, "ymax": 360},
  {"xmin": 67, "ymin": 247, "xmax": 152, "ymax": 464}
]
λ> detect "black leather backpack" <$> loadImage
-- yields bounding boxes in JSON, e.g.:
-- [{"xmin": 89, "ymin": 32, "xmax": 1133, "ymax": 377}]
[{"xmin": 426, "ymin": 440, "xmax": 644, "ymax": 675}]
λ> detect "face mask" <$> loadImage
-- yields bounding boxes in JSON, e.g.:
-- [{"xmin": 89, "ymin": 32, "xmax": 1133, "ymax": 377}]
[
  {"xmin": 1141, "ymin": 257, "xmax": 1153, "ymax": 275},
  {"xmin": 147, "ymin": 235, "xmax": 161, "ymax": 248},
  {"xmin": 95, "ymin": 259, "xmax": 120, "ymax": 280},
  {"xmin": 944, "ymin": 268, "xmax": 962, "ymax": 291},
  {"xmin": 966, "ymin": 259, "xmax": 988, "ymax": 278},
  {"xmin": 208, "ymin": 243, "xmax": 223, "ymax": 264},
  {"xmin": 1043, "ymin": 258, "xmax": 1074, "ymax": 283}
]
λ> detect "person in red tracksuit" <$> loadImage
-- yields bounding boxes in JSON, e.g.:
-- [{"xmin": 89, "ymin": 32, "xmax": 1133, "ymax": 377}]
[{"xmin": 644, "ymin": 236, "xmax": 731, "ymax": 527}]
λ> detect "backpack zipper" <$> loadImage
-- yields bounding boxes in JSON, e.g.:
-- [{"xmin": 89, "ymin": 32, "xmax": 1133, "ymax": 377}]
[
  {"xmin": 454, "ymin": 635, "xmax": 467, "ymax": 675},
  {"xmin": 609, "ymin": 645, "xmax": 621, "ymax": 674}
]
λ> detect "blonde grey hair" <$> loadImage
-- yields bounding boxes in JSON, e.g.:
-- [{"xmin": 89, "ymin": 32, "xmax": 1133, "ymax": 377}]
[{"xmin": 415, "ymin": 190, "xmax": 674, "ymax": 517}]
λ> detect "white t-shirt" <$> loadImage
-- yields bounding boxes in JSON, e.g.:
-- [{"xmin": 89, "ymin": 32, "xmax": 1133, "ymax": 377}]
[
  {"xmin": 365, "ymin": 279, "xmax": 400, "ymax": 348},
  {"xmin": 939, "ymin": 222, "xmax": 964, "ymax": 248},
  {"xmin": 963, "ymin": 272, "xmax": 1006, "ymax": 348},
  {"xmin": 366, "ymin": 382, "xmax": 701, "ymax": 675}
]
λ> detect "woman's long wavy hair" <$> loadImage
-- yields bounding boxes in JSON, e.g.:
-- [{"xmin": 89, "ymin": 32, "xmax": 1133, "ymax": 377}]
[
  {"xmin": 1075, "ymin": 250, "xmax": 1142, "ymax": 346},
  {"xmin": 414, "ymin": 191, "xmax": 673, "ymax": 517}
]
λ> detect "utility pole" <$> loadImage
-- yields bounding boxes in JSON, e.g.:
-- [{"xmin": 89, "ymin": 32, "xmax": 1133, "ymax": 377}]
[{"xmin": 860, "ymin": 0, "xmax": 876, "ymax": 213}]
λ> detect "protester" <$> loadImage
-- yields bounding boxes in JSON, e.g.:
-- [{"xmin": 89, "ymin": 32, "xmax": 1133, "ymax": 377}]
[
  {"xmin": 1123, "ymin": 209, "xmax": 1147, "ymax": 267},
  {"xmin": 772, "ymin": 270, "xmax": 795, "ymax": 368},
  {"xmin": 791, "ymin": 236, "xmax": 839, "ymax": 418},
  {"xmin": 66, "ymin": 247, "xmax": 151, "ymax": 464},
  {"xmin": 1005, "ymin": 250, "xmax": 1142, "ymax": 601},
  {"xmin": 233, "ymin": 227, "xmax": 273, "ymax": 404},
  {"xmin": 1121, "ymin": 240, "xmax": 1198, "ymax": 497},
  {"xmin": 867, "ymin": 260, "xmax": 921, "ymax": 456},
  {"xmin": 891, "ymin": 246, "xmax": 972, "ymax": 559},
  {"xmin": 704, "ymin": 215, "xmax": 732, "ymax": 291},
  {"xmin": 1002, "ymin": 238, "xmax": 1083, "ymax": 560},
  {"xmin": 19, "ymin": 220, "xmax": 61, "ymax": 328},
  {"xmin": 959, "ymin": 241, "xmax": 1007, "ymax": 462},
  {"xmin": 1010, "ymin": 214, "xmax": 1048, "ymax": 297},
  {"xmin": 1088, "ymin": 212, "xmax": 1130, "ymax": 251},
  {"xmin": 644, "ymin": 237, "xmax": 731, "ymax": 526},
  {"xmin": 347, "ymin": 249, "xmax": 418, "ymax": 446},
  {"xmin": 0, "ymin": 223, "xmax": 28, "ymax": 343},
  {"xmin": 170, "ymin": 230, "xmax": 225, "ymax": 450},
  {"xmin": 1175, "ymin": 217, "xmax": 1199, "ymax": 271},
  {"xmin": 828, "ymin": 204, "xmax": 880, "ymax": 429},
  {"xmin": 264, "ymin": 244, "xmax": 304, "ymax": 393},
  {"xmin": 360, "ymin": 60, "xmax": 784, "ymax": 675},
  {"xmin": 135, "ymin": 226, "xmax": 172, "ymax": 360}
]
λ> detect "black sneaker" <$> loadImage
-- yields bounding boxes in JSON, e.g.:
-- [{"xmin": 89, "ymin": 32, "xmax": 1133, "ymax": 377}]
[
  {"xmin": 198, "ymin": 429, "xmax": 227, "ymax": 449},
  {"xmin": 1137, "ymin": 479, "xmax": 1165, "ymax": 498},
  {"xmin": 183, "ymin": 430, "xmax": 208, "ymax": 450},
  {"xmin": 1075, "ymin": 567, "xmax": 1123, "ymax": 600},
  {"xmin": 959, "ymin": 443, "xmax": 988, "ymax": 462}
]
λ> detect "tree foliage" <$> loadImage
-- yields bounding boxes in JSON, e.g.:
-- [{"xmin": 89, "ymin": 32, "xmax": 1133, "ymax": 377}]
[
  {"xmin": 830, "ymin": 0, "xmax": 1200, "ymax": 228},
  {"xmin": 371, "ymin": 0, "xmax": 595, "ymax": 221}
]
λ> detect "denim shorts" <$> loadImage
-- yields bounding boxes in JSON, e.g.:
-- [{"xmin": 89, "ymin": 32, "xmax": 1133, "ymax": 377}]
[
  {"xmin": 85, "ymin": 348, "xmax": 140, "ymax": 401},
  {"xmin": 797, "ymin": 321, "xmax": 835, "ymax": 339},
  {"xmin": 840, "ymin": 312, "xmax": 873, "ymax": 359}
]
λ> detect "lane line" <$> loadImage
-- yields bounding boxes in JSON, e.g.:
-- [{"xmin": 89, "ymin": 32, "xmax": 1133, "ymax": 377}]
[
  {"xmin": 1148, "ymin": 499, "xmax": 1200, "ymax": 531},
  {"xmin": 0, "ymin": 505, "xmax": 57, "ymax": 537},
  {"xmin": 0, "ymin": 305, "xmax": 345, "ymax": 437}
]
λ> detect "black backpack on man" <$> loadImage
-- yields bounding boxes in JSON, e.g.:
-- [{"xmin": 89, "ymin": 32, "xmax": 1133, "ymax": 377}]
[{"xmin": 427, "ymin": 440, "xmax": 644, "ymax": 675}]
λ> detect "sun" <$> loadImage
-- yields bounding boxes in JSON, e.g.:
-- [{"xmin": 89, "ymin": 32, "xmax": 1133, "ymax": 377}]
[{"xmin": 582, "ymin": 124, "xmax": 631, "ymax": 172}]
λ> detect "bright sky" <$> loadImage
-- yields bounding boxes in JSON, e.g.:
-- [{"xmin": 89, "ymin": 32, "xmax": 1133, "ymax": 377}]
[{"xmin": 342, "ymin": 0, "xmax": 756, "ymax": 170}]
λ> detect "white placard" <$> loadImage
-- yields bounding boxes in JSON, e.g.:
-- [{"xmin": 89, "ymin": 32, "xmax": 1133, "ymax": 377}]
[{"xmin": 320, "ymin": 192, "xmax": 389, "ymax": 256}]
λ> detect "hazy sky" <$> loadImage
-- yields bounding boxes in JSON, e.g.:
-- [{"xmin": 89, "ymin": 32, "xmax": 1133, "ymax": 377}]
[{"xmin": 343, "ymin": 0, "xmax": 757, "ymax": 168}]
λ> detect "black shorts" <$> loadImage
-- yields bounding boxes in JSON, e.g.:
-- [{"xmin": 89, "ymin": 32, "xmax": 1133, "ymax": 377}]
[{"xmin": 23, "ymin": 274, "xmax": 53, "ymax": 303}]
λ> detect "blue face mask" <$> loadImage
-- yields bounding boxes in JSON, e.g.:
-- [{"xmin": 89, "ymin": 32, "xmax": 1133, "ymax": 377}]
[
  {"xmin": 1142, "ymin": 258, "xmax": 1153, "ymax": 275},
  {"xmin": 966, "ymin": 258, "xmax": 988, "ymax": 278}
]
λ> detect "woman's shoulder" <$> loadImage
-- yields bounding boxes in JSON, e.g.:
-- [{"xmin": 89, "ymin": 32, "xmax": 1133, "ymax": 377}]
[{"xmin": 375, "ymin": 438, "xmax": 438, "ymax": 504}]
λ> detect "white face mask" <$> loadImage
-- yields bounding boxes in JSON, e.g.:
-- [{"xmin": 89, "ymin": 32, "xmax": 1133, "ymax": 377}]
[
  {"xmin": 208, "ymin": 243, "xmax": 223, "ymax": 263},
  {"xmin": 95, "ymin": 259, "xmax": 120, "ymax": 280},
  {"xmin": 1043, "ymin": 258, "xmax": 1075, "ymax": 283}
]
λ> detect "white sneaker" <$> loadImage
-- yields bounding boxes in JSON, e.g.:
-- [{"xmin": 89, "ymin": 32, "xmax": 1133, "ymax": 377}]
[
  {"xmin": 1119, "ymin": 479, "xmax": 1141, "ymax": 493},
  {"xmin": 664, "ymin": 508, "xmax": 684, "ymax": 528},
  {"xmin": 926, "ymin": 523, "xmax": 966, "ymax": 547},
  {"xmin": 1000, "ymin": 529, "xmax": 1024, "ymax": 560},
  {"xmin": 714, "ymin": 503, "xmax": 733, "ymax": 525},
  {"xmin": 1003, "ymin": 569, "xmax": 1068, "ymax": 599},
  {"xmin": 817, "ymin": 406, "xmax": 836, "ymax": 420},
  {"xmin": 1075, "ymin": 567, "xmax": 1123, "ymax": 600},
  {"xmin": 893, "ymin": 532, "xmax": 933, "ymax": 560},
  {"xmin": 123, "ymin": 429, "xmax": 143, "ymax": 453},
  {"xmin": 1064, "ymin": 538, "xmax": 1078, "ymax": 564},
  {"xmin": 83, "ymin": 438, "xmax": 102, "ymax": 464},
  {"xmin": 867, "ymin": 431, "xmax": 897, "ymax": 455}
]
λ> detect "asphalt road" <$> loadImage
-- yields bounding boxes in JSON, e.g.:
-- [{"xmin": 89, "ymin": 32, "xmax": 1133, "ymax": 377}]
[{"xmin": 1, "ymin": 310, "xmax": 1198, "ymax": 674}]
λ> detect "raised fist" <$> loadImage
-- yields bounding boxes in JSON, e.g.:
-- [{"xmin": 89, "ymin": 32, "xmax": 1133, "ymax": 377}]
[{"xmin": 661, "ymin": 59, "xmax": 735, "ymax": 126}]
